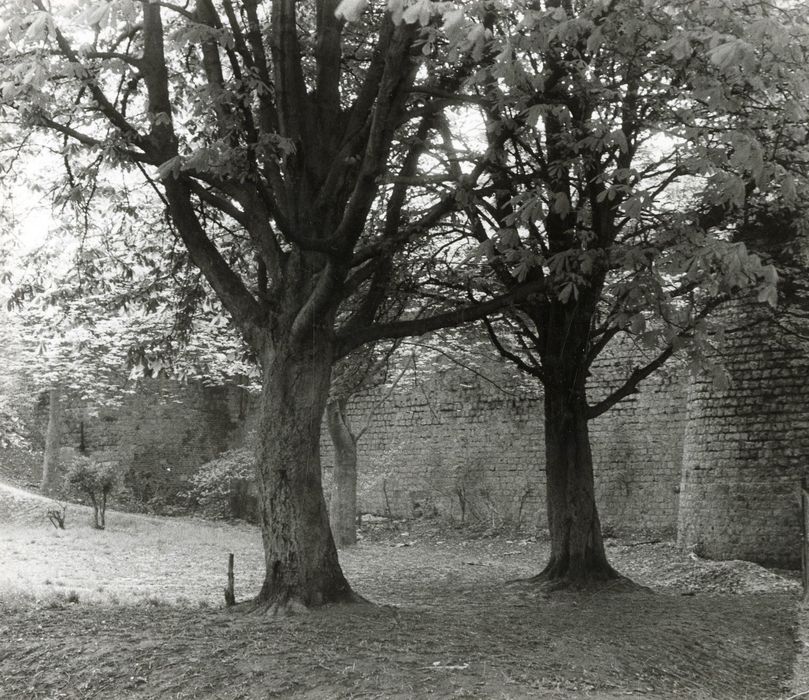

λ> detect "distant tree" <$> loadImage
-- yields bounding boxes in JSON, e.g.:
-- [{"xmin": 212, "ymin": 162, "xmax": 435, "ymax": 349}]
[
  {"xmin": 40, "ymin": 386, "xmax": 62, "ymax": 494},
  {"xmin": 65, "ymin": 454, "xmax": 116, "ymax": 529},
  {"xmin": 326, "ymin": 341, "xmax": 410, "ymax": 546}
]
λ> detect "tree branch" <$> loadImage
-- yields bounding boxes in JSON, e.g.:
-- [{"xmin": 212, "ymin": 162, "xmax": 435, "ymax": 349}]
[
  {"xmin": 23, "ymin": 113, "xmax": 151, "ymax": 163},
  {"xmin": 163, "ymin": 178, "xmax": 264, "ymax": 348},
  {"xmin": 270, "ymin": 0, "xmax": 311, "ymax": 142},
  {"xmin": 186, "ymin": 179, "xmax": 247, "ymax": 226},
  {"xmin": 332, "ymin": 22, "xmax": 418, "ymax": 249},
  {"xmin": 194, "ymin": 0, "xmax": 232, "ymax": 132},
  {"xmin": 586, "ymin": 296, "xmax": 730, "ymax": 419},
  {"xmin": 482, "ymin": 316, "xmax": 544, "ymax": 380},
  {"xmin": 334, "ymin": 280, "xmax": 545, "ymax": 358},
  {"xmin": 141, "ymin": 0, "xmax": 175, "ymax": 155},
  {"xmin": 32, "ymin": 0, "xmax": 147, "ymax": 151},
  {"xmin": 315, "ymin": 0, "xmax": 343, "ymax": 125},
  {"xmin": 586, "ymin": 345, "xmax": 675, "ymax": 420}
]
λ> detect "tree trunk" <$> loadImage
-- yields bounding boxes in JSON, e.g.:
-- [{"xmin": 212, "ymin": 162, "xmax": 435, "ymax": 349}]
[
  {"xmin": 89, "ymin": 493, "xmax": 100, "ymax": 529},
  {"xmin": 326, "ymin": 397, "xmax": 358, "ymax": 548},
  {"xmin": 99, "ymin": 490, "xmax": 107, "ymax": 529},
  {"xmin": 253, "ymin": 331, "xmax": 362, "ymax": 611},
  {"xmin": 528, "ymin": 295, "xmax": 622, "ymax": 589},
  {"xmin": 535, "ymin": 379, "xmax": 621, "ymax": 588},
  {"xmin": 40, "ymin": 387, "xmax": 62, "ymax": 496}
]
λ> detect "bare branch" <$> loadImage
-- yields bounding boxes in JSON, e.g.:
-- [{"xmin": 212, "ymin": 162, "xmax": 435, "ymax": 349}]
[
  {"xmin": 335, "ymin": 280, "xmax": 546, "ymax": 358},
  {"xmin": 355, "ymin": 353, "xmax": 413, "ymax": 440},
  {"xmin": 482, "ymin": 316, "xmax": 544, "ymax": 380},
  {"xmin": 586, "ymin": 296, "xmax": 730, "ymax": 419}
]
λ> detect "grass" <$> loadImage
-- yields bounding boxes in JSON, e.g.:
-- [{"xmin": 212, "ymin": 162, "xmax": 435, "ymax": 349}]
[
  {"xmin": 0, "ymin": 483, "xmax": 803, "ymax": 699},
  {"xmin": 0, "ymin": 515, "xmax": 264, "ymax": 607}
]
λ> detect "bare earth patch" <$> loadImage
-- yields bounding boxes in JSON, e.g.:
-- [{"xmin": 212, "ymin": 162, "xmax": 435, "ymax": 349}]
[{"xmin": 0, "ymin": 484, "xmax": 801, "ymax": 699}]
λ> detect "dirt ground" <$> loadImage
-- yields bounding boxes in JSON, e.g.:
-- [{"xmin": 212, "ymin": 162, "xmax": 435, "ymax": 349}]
[{"xmin": 0, "ymin": 484, "xmax": 803, "ymax": 699}]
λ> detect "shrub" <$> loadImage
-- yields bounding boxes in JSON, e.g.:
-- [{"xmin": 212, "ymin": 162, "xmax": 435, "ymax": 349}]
[
  {"xmin": 65, "ymin": 455, "xmax": 117, "ymax": 529},
  {"xmin": 187, "ymin": 448, "xmax": 257, "ymax": 521}
]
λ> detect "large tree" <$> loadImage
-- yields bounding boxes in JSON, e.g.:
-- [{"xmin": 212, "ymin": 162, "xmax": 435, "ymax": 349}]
[
  {"xmin": 433, "ymin": 0, "xmax": 809, "ymax": 587},
  {"xmin": 0, "ymin": 0, "xmax": 544, "ymax": 609}
]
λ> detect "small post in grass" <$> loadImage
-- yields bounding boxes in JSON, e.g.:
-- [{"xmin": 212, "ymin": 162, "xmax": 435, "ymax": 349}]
[
  {"xmin": 224, "ymin": 553, "xmax": 235, "ymax": 607},
  {"xmin": 802, "ymin": 479, "xmax": 809, "ymax": 603}
]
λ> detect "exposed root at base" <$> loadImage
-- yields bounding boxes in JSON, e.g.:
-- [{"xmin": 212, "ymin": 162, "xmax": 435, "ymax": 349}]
[
  {"xmin": 507, "ymin": 566, "xmax": 651, "ymax": 594},
  {"xmin": 229, "ymin": 589, "xmax": 373, "ymax": 616}
]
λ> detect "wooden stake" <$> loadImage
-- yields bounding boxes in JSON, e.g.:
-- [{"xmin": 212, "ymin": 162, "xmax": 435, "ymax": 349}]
[
  {"xmin": 802, "ymin": 479, "xmax": 809, "ymax": 603},
  {"xmin": 224, "ymin": 553, "xmax": 235, "ymax": 606}
]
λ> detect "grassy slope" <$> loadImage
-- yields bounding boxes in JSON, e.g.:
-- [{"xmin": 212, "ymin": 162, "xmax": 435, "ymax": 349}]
[
  {"xmin": 0, "ymin": 482, "xmax": 801, "ymax": 699},
  {"xmin": 0, "ymin": 482, "xmax": 264, "ymax": 606}
]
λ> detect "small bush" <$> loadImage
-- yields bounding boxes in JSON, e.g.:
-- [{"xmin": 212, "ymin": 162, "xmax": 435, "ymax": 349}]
[
  {"xmin": 65, "ymin": 455, "xmax": 117, "ymax": 529},
  {"xmin": 121, "ymin": 466, "xmax": 183, "ymax": 514},
  {"xmin": 186, "ymin": 448, "xmax": 257, "ymax": 521}
]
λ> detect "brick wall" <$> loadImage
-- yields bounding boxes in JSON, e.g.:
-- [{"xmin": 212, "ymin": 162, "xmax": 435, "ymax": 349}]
[
  {"xmin": 322, "ymin": 347, "xmax": 687, "ymax": 536},
  {"xmin": 323, "ymin": 361, "xmax": 546, "ymax": 530},
  {"xmin": 589, "ymin": 353, "xmax": 687, "ymax": 537},
  {"xmin": 677, "ymin": 301, "xmax": 809, "ymax": 567}
]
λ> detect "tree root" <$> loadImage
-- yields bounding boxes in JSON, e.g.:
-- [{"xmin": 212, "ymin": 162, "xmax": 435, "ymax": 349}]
[
  {"xmin": 507, "ymin": 559, "xmax": 652, "ymax": 594},
  {"xmin": 230, "ymin": 588, "xmax": 372, "ymax": 616}
]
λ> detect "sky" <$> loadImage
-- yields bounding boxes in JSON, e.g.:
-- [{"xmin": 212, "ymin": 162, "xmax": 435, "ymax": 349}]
[
  {"xmin": 13, "ymin": 194, "xmax": 52, "ymax": 250},
  {"xmin": 2, "ymin": 136, "xmax": 65, "ymax": 256}
]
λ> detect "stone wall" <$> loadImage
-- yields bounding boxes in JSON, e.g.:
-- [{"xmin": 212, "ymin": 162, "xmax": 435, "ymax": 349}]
[
  {"xmin": 62, "ymin": 379, "xmax": 250, "ymax": 508},
  {"xmin": 40, "ymin": 304, "xmax": 808, "ymax": 565},
  {"xmin": 323, "ymin": 362, "xmax": 545, "ymax": 530},
  {"xmin": 322, "ymin": 349, "xmax": 687, "ymax": 536},
  {"xmin": 677, "ymin": 302, "xmax": 809, "ymax": 567},
  {"xmin": 589, "ymin": 354, "xmax": 687, "ymax": 537}
]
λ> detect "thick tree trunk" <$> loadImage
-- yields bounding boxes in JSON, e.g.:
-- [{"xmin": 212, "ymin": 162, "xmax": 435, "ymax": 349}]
[
  {"xmin": 526, "ymin": 294, "xmax": 623, "ymax": 590},
  {"xmin": 326, "ymin": 397, "xmax": 358, "ymax": 548},
  {"xmin": 253, "ymin": 331, "xmax": 362, "ymax": 611},
  {"xmin": 40, "ymin": 387, "xmax": 62, "ymax": 496},
  {"xmin": 535, "ymin": 380, "xmax": 621, "ymax": 588}
]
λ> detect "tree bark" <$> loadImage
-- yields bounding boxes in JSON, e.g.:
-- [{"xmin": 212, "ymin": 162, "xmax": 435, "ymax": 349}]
[
  {"xmin": 537, "ymin": 380, "xmax": 620, "ymax": 587},
  {"xmin": 40, "ymin": 387, "xmax": 62, "ymax": 496},
  {"xmin": 528, "ymin": 297, "xmax": 622, "ymax": 589},
  {"xmin": 253, "ymin": 329, "xmax": 362, "ymax": 610},
  {"xmin": 326, "ymin": 397, "xmax": 358, "ymax": 548}
]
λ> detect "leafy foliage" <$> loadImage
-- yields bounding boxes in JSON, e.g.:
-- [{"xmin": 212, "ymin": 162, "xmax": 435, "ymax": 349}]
[
  {"xmin": 2, "ymin": 192, "xmax": 258, "ymax": 397},
  {"xmin": 64, "ymin": 454, "xmax": 117, "ymax": 529},
  {"xmin": 65, "ymin": 455, "xmax": 116, "ymax": 497},
  {"xmin": 186, "ymin": 448, "xmax": 255, "ymax": 521},
  {"xmin": 416, "ymin": 0, "xmax": 809, "ymax": 415}
]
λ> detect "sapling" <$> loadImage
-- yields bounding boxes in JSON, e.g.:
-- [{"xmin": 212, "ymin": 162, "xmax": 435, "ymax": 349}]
[{"xmin": 65, "ymin": 456, "xmax": 117, "ymax": 529}]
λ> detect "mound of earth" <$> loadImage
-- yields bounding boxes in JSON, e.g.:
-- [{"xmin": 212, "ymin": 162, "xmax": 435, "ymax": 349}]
[{"xmin": 656, "ymin": 555, "xmax": 799, "ymax": 594}]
